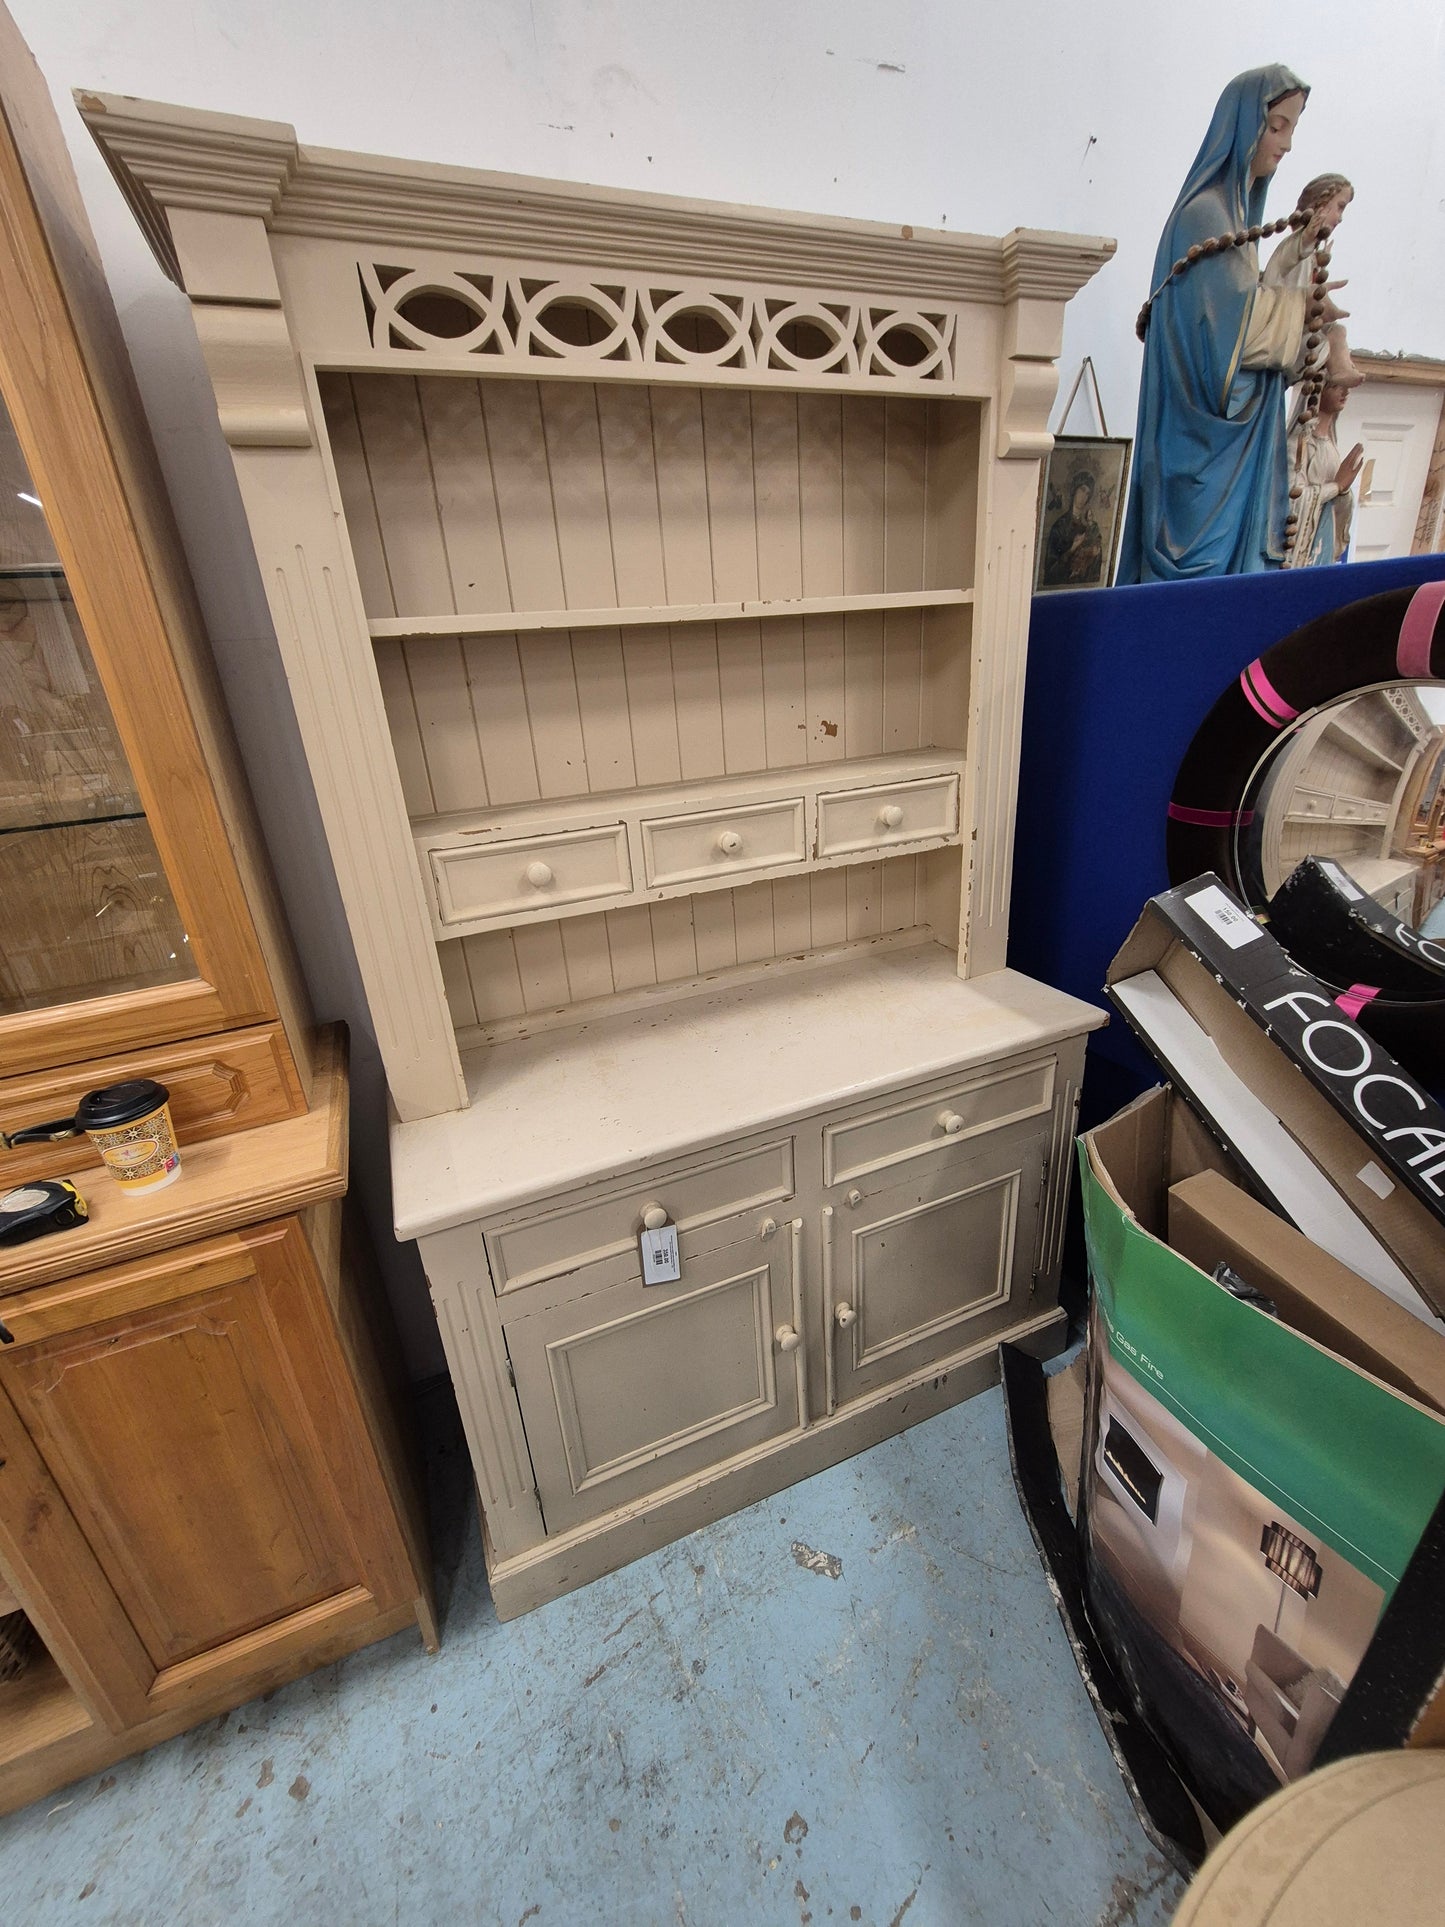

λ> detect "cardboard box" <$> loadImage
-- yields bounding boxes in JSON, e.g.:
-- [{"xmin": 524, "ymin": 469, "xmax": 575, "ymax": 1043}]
[
  {"xmin": 1106, "ymin": 874, "xmax": 1445, "ymax": 1318},
  {"xmin": 1004, "ymin": 878, "xmax": 1445, "ymax": 1865},
  {"xmin": 1078, "ymin": 1082, "xmax": 1445, "ymax": 1825},
  {"xmin": 1167, "ymin": 1169, "xmax": 1445, "ymax": 1416}
]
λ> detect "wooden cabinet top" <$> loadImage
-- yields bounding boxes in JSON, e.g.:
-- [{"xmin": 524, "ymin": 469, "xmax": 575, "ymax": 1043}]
[
  {"xmin": 390, "ymin": 952, "xmax": 1103, "ymax": 1238},
  {"xmin": 0, "ymin": 1029, "xmax": 347, "ymax": 1297}
]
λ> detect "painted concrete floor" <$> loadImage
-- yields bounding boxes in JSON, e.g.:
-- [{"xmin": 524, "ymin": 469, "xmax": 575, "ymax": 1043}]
[{"xmin": 1, "ymin": 1384, "xmax": 1184, "ymax": 1927}]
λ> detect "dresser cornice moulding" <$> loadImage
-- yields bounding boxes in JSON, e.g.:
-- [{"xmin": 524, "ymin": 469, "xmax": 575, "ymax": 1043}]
[{"xmin": 77, "ymin": 91, "xmax": 1114, "ymax": 309}]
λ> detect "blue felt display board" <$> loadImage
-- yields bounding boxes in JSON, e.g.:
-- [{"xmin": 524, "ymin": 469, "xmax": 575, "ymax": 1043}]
[{"xmin": 1008, "ymin": 555, "xmax": 1445, "ymax": 1126}]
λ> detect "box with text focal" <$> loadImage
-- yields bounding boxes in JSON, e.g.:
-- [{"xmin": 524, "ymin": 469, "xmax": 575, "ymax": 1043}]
[
  {"xmin": 1104, "ymin": 873, "xmax": 1445, "ymax": 1320},
  {"xmin": 1077, "ymin": 1082, "xmax": 1445, "ymax": 1837}
]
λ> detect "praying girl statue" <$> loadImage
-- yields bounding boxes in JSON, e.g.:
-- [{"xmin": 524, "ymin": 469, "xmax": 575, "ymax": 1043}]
[
  {"xmin": 1284, "ymin": 328, "xmax": 1365, "ymax": 566},
  {"xmin": 1117, "ymin": 66, "xmax": 1346, "ymax": 582}
]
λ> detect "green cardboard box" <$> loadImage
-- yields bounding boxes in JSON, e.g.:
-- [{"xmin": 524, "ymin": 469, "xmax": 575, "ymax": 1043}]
[{"xmin": 1074, "ymin": 882, "xmax": 1445, "ymax": 1828}]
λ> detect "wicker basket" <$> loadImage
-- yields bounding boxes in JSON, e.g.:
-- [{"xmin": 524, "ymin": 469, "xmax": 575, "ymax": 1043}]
[{"xmin": 0, "ymin": 1609, "xmax": 36, "ymax": 1683}]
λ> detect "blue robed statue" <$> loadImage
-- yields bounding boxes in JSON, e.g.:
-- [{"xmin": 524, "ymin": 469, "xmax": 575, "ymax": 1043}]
[{"xmin": 1118, "ymin": 66, "xmax": 1340, "ymax": 583}]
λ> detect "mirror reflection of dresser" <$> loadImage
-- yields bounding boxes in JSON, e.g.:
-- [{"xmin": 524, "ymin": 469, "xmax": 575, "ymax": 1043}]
[{"xmin": 1250, "ymin": 683, "xmax": 1445, "ymax": 927}]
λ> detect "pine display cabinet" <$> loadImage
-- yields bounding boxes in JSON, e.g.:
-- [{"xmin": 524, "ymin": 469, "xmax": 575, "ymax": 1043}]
[
  {"xmin": 82, "ymin": 87, "xmax": 1113, "ymax": 1614},
  {"xmin": 0, "ymin": 9, "xmax": 433, "ymax": 1815}
]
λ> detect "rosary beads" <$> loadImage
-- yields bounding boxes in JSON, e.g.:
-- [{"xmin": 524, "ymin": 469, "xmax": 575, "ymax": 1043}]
[{"xmin": 1135, "ymin": 207, "xmax": 1309, "ymax": 340}]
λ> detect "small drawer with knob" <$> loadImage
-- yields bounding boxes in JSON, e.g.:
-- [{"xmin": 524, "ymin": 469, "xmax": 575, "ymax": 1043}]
[
  {"xmin": 484, "ymin": 1137, "xmax": 796, "ymax": 1295},
  {"xmin": 823, "ymin": 1055, "xmax": 1057, "ymax": 1186},
  {"xmin": 815, "ymin": 772, "xmax": 959, "ymax": 860},
  {"xmin": 639, "ymin": 797, "xmax": 807, "ymax": 891},
  {"xmin": 424, "ymin": 822, "xmax": 632, "ymax": 934}
]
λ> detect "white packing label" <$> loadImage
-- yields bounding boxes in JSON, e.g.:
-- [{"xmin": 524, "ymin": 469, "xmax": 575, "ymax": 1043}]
[
  {"xmin": 1322, "ymin": 860, "xmax": 1363, "ymax": 902},
  {"xmin": 1356, "ymin": 1161, "xmax": 1395, "ymax": 1200},
  {"xmin": 1184, "ymin": 883, "xmax": 1264, "ymax": 950},
  {"xmin": 639, "ymin": 1221, "xmax": 682, "ymax": 1286}
]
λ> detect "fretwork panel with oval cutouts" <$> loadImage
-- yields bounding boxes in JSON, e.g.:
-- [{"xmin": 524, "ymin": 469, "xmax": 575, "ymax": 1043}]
[
  {"xmin": 438, "ymin": 855, "xmax": 934, "ymax": 1043},
  {"xmin": 356, "ymin": 260, "xmax": 961, "ymax": 387},
  {"xmin": 319, "ymin": 373, "xmax": 978, "ymax": 625}
]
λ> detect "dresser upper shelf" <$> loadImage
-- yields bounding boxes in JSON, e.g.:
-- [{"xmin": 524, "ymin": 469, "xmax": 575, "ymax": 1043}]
[
  {"xmin": 77, "ymin": 86, "xmax": 1115, "ymax": 1119},
  {"xmin": 368, "ymin": 587, "xmax": 973, "ymax": 642}
]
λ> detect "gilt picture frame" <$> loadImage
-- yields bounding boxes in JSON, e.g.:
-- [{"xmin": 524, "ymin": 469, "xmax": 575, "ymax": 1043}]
[{"xmin": 1035, "ymin": 435, "xmax": 1133, "ymax": 593}]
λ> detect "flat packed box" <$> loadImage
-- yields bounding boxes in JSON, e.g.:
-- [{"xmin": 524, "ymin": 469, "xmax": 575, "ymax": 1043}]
[{"xmin": 1105, "ymin": 873, "xmax": 1445, "ymax": 1319}]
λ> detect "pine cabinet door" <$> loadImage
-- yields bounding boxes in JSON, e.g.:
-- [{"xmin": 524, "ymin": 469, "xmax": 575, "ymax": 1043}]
[
  {"xmin": 823, "ymin": 1120, "xmax": 1046, "ymax": 1414},
  {"xmin": 0, "ymin": 1219, "xmax": 404, "ymax": 1729},
  {"xmin": 503, "ymin": 1220, "xmax": 805, "ymax": 1536}
]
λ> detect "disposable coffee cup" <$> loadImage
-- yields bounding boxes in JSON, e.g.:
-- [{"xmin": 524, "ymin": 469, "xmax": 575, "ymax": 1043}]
[{"xmin": 75, "ymin": 1080, "xmax": 181, "ymax": 1195}]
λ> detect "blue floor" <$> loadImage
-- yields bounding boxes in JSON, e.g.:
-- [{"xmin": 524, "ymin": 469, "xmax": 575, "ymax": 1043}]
[{"xmin": 1, "ymin": 1385, "xmax": 1183, "ymax": 1926}]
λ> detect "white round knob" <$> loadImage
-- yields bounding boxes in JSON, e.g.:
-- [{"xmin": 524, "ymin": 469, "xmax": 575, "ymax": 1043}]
[
  {"xmin": 879, "ymin": 805, "xmax": 904, "ymax": 829},
  {"xmin": 758, "ymin": 1216, "xmax": 778, "ymax": 1240},
  {"xmin": 845, "ymin": 1188, "xmax": 862, "ymax": 1209},
  {"xmin": 775, "ymin": 1324, "xmax": 801, "ymax": 1354},
  {"xmin": 834, "ymin": 1303, "xmax": 857, "ymax": 1330},
  {"xmin": 525, "ymin": 860, "xmax": 554, "ymax": 888},
  {"xmin": 716, "ymin": 829, "xmax": 744, "ymax": 856},
  {"xmin": 939, "ymin": 1110, "xmax": 965, "ymax": 1135},
  {"xmin": 641, "ymin": 1204, "xmax": 668, "ymax": 1231}
]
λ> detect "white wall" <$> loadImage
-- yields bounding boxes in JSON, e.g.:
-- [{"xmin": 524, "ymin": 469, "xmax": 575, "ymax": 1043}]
[
  {"xmin": 16, "ymin": 0, "xmax": 1444, "ymax": 1372},
  {"xmin": 31, "ymin": 1, "xmax": 1445, "ymax": 423}
]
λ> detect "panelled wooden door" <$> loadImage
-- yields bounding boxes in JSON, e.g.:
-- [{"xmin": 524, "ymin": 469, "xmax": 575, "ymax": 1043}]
[
  {"xmin": 502, "ymin": 1218, "xmax": 805, "ymax": 1536},
  {"xmin": 0, "ymin": 1218, "xmax": 411, "ymax": 1728},
  {"xmin": 1341, "ymin": 380, "xmax": 1444, "ymax": 561},
  {"xmin": 824, "ymin": 1121, "xmax": 1046, "ymax": 1413}
]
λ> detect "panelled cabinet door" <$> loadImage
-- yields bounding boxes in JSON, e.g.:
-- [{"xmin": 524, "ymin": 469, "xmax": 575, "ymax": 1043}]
[
  {"xmin": 0, "ymin": 1218, "xmax": 403, "ymax": 1728},
  {"xmin": 503, "ymin": 1220, "xmax": 805, "ymax": 1536},
  {"xmin": 824, "ymin": 1120, "xmax": 1046, "ymax": 1413}
]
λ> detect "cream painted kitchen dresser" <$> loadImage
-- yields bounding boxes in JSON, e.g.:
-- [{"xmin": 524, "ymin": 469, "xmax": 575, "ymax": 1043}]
[{"xmin": 83, "ymin": 92, "xmax": 1112, "ymax": 1615}]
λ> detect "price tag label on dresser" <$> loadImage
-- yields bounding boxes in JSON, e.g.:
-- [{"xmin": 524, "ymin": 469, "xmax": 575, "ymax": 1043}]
[{"xmin": 639, "ymin": 1219, "xmax": 681, "ymax": 1285}]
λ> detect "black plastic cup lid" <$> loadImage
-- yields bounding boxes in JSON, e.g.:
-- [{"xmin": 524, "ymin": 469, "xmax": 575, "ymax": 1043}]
[{"xmin": 75, "ymin": 1079, "xmax": 170, "ymax": 1131}]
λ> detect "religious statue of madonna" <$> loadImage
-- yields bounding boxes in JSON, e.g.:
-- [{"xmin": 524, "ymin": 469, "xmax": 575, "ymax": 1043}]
[{"xmin": 1117, "ymin": 66, "xmax": 1346, "ymax": 583}]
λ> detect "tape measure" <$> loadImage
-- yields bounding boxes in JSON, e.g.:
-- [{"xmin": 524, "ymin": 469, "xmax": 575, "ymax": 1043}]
[{"xmin": 0, "ymin": 1178, "xmax": 88, "ymax": 1247}]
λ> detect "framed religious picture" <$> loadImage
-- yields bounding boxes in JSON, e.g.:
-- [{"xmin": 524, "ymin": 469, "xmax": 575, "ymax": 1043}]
[{"xmin": 1034, "ymin": 435, "xmax": 1132, "ymax": 593}]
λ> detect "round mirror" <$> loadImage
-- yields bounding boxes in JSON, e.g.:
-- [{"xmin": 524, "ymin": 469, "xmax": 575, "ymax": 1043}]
[
  {"xmin": 1237, "ymin": 682, "xmax": 1445, "ymax": 930},
  {"xmin": 1165, "ymin": 583, "xmax": 1445, "ymax": 1084}
]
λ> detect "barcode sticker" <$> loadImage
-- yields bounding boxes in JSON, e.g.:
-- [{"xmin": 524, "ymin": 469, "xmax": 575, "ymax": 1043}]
[
  {"xmin": 640, "ymin": 1222, "xmax": 682, "ymax": 1286},
  {"xmin": 1184, "ymin": 884, "xmax": 1264, "ymax": 950},
  {"xmin": 1356, "ymin": 1162, "xmax": 1395, "ymax": 1200},
  {"xmin": 1322, "ymin": 861, "xmax": 1363, "ymax": 902}
]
